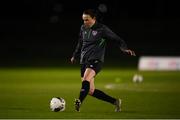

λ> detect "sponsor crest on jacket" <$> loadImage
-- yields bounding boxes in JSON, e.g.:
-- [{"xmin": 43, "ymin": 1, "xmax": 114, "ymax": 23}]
[{"xmin": 92, "ymin": 30, "xmax": 97, "ymax": 36}]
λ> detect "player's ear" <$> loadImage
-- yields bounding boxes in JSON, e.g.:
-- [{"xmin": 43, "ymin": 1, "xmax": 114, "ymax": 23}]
[{"xmin": 93, "ymin": 16, "xmax": 96, "ymax": 20}]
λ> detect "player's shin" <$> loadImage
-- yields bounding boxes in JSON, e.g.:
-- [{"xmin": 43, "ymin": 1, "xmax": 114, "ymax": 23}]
[
  {"xmin": 92, "ymin": 89, "xmax": 116, "ymax": 104},
  {"xmin": 79, "ymin": 80, "xmax": 90, "ymax": 103}
]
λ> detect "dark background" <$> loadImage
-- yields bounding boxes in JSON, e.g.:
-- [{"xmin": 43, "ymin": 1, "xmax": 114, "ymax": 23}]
[{"xmin": 1, "ymin": 0, "xmax": 180, "ymax": 67}]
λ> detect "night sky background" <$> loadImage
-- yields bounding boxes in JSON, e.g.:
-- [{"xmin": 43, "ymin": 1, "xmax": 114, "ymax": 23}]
[{"xmin": 1, "ymin": 0, "xmax": 180, "ymax": 67}]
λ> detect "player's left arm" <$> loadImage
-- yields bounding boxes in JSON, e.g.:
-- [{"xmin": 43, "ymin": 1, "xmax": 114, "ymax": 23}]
[
  {"xmin": 123, "ymin": 49, "xmax": 136, "ymax": 56},
  {"xmin": 103, "ymin": 25, "xmax": 136, "ymax": 56}
]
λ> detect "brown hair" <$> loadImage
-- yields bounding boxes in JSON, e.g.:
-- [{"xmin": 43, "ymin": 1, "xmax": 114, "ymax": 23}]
[{"xmin": 83, "ymin": 9, "xmax": 97, "ymax": 18}]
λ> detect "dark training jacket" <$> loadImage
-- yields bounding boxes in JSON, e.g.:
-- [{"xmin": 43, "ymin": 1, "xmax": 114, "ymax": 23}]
[{"xmin": 72, "ymin": 22, "xmax": 128, "ymax": 64}]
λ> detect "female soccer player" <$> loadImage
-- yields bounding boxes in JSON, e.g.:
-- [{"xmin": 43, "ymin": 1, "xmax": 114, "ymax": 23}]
[{"xmin": 71, "ymin": 9, "xmax": 136, "ymax": 112}]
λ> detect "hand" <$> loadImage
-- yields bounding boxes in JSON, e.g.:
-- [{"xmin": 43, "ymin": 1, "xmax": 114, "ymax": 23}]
[
  {"xmin": 70, "ymin": 57, "xmax": 76, "ymax": 64},
  {"xmin": 124, "ymin": 49, "xmax": 136, "ymax": 56}
]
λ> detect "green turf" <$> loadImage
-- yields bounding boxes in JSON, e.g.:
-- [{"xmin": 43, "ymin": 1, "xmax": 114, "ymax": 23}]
[{"xmin": 0, "ymin": 68, "xmax": 180, "ymax": 119}]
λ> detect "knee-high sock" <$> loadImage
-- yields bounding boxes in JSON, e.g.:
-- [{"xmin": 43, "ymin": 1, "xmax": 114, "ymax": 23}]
[
  {"xmin": 92, "ymin": 89, "xmax": 116, "ymax": 104},
  {"xmin": 79, "ymin": 80, "xmax": 90, "ymax": 103}
]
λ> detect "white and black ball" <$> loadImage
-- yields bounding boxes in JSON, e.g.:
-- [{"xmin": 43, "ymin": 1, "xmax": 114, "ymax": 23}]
[{"xmin": 50, "ymin": 97, "xmax": 66, "ymax": 112}]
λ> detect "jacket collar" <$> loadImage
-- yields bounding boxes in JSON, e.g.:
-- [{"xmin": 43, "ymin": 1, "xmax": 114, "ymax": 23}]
[{"xmin": 91, "ymin": 21, "xmax": 98, "ymax": 29}]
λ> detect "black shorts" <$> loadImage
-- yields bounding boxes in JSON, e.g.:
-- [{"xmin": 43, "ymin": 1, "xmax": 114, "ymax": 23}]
[{"xmin": 81, "ymin": 60, "xmax": 103, "ymax": 77}]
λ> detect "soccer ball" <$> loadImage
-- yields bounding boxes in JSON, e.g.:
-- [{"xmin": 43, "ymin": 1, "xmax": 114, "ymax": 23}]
[
  {"xmin": 50, "ymin": 97, "xmax": 66, "ymax": 112},
  {"xmin": 132, "ymin": 74, "xmax": 143, "ymax": 83}
]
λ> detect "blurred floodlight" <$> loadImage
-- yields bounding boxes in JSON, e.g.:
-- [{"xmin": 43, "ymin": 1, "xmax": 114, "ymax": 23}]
[{"xmin": 98, "ymin": 4, "xmax": 107, "ymax": 13}]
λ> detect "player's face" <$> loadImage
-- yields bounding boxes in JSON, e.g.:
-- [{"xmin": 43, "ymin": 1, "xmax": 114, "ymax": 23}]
[{"xmin": 82, "ymin": 14, "xmax": 96, "ymax": 28}]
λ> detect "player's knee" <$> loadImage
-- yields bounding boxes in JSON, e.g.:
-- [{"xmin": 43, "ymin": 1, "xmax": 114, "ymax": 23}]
[
  {"xmin": 83, "ymin": 76, "xmax": 91, "ymax": 81},
  {"xmin": 82, "ymin": 79, "xmax": 91, "ymax": 84},
  {"xmin": 89, "ymin": 88, "xmax": 95, "ymax": 96}
]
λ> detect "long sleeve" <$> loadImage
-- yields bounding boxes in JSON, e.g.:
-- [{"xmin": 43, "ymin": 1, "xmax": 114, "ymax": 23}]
[
  {"xmin": 72, "ymin": 30, "xmax": 82, "ymax": 59},
  {"xmin": 103, "ymin": 25, "xmax": 128, "ymax": 52}
]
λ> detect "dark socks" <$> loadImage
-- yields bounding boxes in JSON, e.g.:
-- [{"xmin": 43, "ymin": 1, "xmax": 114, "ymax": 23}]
[
  {"xmin": 92, "ymin": 89, "xmax": 116, "ymax": 104},
  {"xmin": 79, "ymin": 80, "xmax": 90, "ymax": 103}
]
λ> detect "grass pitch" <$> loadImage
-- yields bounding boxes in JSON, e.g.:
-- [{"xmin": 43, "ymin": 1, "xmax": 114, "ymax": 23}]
[{"xmin": 0, "ymin": 67, "xmax": 180, "ymax": 119}]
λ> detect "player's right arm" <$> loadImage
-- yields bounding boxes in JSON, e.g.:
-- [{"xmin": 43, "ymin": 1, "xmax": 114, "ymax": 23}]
[{"xmin": 71, "ymin": 28, "xmax": 83, "ymax": 63}]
